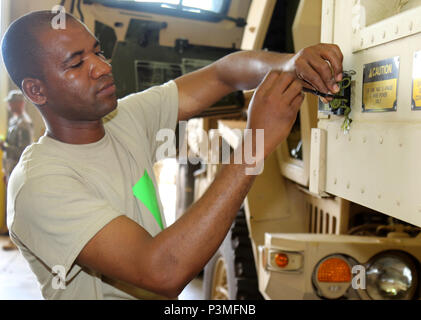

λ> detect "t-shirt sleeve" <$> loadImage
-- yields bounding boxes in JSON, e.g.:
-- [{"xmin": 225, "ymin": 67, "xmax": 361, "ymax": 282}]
[
  {"xmin": 116, "ymin": 80, "xmax": 179, "ymax": 162},
  {"xmin": 10, "ymin": 174, "xmax": 124, "ymax": 274}
]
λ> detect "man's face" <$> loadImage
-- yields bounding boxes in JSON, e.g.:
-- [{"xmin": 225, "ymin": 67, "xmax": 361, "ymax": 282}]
[{"xmin": 38, "ymin": 20, "xmax": 117, "ymax": 121}]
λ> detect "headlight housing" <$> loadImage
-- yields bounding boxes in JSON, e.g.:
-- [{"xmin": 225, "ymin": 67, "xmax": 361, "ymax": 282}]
[
  {"xmin": 312, "ymin": 254, "xmax": 357, "ymax": 299},
  {"xmin": 366, "ymin": 251, "xmax": 419, "ymax": 300}
]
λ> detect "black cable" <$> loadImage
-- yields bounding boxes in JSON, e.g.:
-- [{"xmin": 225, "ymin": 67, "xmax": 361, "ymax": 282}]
[
  {"xmin": 60, "ymin": 0, "xmax": 66, "ymax": 7},
  {"xmin": 70, "ymin": 0, "xmax": 76, "ymax": 13},
  {"xmin": 77, "ymin": 0, "xmax": 85, "ymax": 22}
]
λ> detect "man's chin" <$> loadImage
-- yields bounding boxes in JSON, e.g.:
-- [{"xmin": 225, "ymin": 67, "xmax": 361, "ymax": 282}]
[
  {"xmin": 109, "ymin": 95, "xmax": 118, "ymax": 109},
  {"xmin": 99, "ymin": 96, "xmax": 118, "ymax": 117}
]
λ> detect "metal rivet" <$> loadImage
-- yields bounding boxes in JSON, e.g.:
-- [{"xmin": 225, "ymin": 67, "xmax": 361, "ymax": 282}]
[
  {"xmin": 361, "ymin": 188, "xmax": 365, "ymax": 194},
  {"xmin": 348, "ymin": 136, "xmax": 352, "ymax": 142},
  {"xmin": 347, "ymin": 183, "xmax": 350, "ymax": 189},
  {"xmin": 379, "ymin": 137, "xmax": 383, "ymax": 144},
  {"xmin": 378, "ymin": 194, "xmax": 382, "ymax": 199},
  {"xmin": 382, "ymin": 31, "xmax": 386, "ymax": 39},
  {"xmin": 363, "ymin": 137, "xmax": 367, "ymax": 143},
  {"xmin": 409, "ymin": 21, "xmax": 414, "ymax": 31},
  {"xmin": 360, "ymin": 38, "xmax": 364, "ymax": 46},
  {"xmin": 396, "ymin": 201, "xmax": 400, "ymax": 206},
  {"xmin": 371, "ymin": 35, "xmax": 375, "ymax": 43},
  {"xmin": 395, "ymin": 26, "xmax": 399, "ymax": 34},
  {"xmin": 334, "ymin": 178, "xmax": 337, "ymax": 185}
]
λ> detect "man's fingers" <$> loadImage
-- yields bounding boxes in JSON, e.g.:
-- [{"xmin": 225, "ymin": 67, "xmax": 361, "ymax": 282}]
[
  {"xmin": 320, "ymin": 97, "xmax": 329, "ymax": 104},
  {"xmin": 258, "ymin": 70, "xmax": 282, "ymax": 96},
  {"xmin": 294, "ymin": 44, "xmax": 344, "ymax": 94},
  {"xmin": 326, "ymin": 44, "xmax": 344, "ymax": 81},
  {"xmin": 276, "ymin": 72, "xmax": 296, "ymax": 94},
  {"xmin": 282, "ymin": 79, "xmax": 303, "ymax": 106},
  {"xmin": 258, "ymin": 72, "xmax": 304, "ymax": 112},
  {"xmin": 260, "ymin": 72, "xmax": 302, "ymax": 111},
  {"xmin": 297, "ymin": 77, "xmax": 317, "ymax": 90},
  {"xmin": 264, "ymin": 72, "xmax": 295, "ymax": 102},
  {"xmin": 320, "ymin": 45, "xmax": 343, "ymax": 85},
  {"xmin": 298, "ymin": 61, "xmax": 330, "ymax": 95},
  {"xmin": 291, "ymin": 92, "xmax": 305, "ymax": 111},
  {"xmin": 308, "ymin": 56, "xmax": 338, "ymax": 94},
  {"xmin": 331, "ymin": 44, "xmax": 344, "ymax": 62}
]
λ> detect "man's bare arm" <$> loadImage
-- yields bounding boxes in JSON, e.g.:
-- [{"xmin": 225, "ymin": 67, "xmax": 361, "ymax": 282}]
[{"xmin": 175, "ymin": 44, "xmax": 343, "ymax": 121}]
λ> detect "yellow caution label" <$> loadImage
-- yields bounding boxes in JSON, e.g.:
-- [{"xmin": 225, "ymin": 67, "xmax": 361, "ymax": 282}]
[
  {"xmin": 368, "ymin": 64, "xmax": 393, "ymax": 79},
  {"xmin": 363, "ymin": 79, "xmax": 397, "ymax": 111},
  {"xmin": 412, "ymin": 51, "xmax": 421, "ymax": 109},
  {"xmin": 413, "ymin": 78, "xmax": 421, "ymax": 108},
  {"xmin": 363, "ymin": 57, "xmax": 399, "ymax": 112}
]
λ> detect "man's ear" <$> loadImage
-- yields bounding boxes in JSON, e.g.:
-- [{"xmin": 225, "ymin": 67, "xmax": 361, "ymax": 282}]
[{"xmin": 21, "ymin": 78, "xmax": 47, "ymax": 106}]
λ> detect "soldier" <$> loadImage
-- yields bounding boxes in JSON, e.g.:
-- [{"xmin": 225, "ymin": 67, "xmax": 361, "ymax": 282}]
[{"xmin": 1, "ymin": 90, "xmax": 33, "ymax": 250}]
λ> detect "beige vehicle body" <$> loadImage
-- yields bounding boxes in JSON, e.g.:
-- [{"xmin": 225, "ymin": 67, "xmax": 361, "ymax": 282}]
[{"xmin": 256, "ymin": 0, "xmax": 421, "ymax": 300}]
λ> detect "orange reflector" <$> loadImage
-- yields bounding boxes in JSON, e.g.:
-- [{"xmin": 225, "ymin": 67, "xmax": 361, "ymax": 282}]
[
  {"xmin": 317, "ymin": 257, "xmax": 351, "ymax": 282},
  {"xmin": 274, "ymin": 253, "xmax": 289, "ymax": 268}
]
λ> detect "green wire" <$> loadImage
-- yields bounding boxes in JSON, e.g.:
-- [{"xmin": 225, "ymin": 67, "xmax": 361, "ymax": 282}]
[{"xmin": 329, "ymin": 76, "xmax": 352, "ymax": 133}]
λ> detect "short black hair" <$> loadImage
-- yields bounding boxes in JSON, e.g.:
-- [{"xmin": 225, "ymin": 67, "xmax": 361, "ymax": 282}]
[{"xmin": 1, "ymin": 10, "xmax": 77, "ymax": 90}]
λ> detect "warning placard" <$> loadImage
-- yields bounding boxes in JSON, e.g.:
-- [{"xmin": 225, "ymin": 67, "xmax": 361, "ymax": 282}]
[
  {"xmin": 362, "ymin": 57, "xmax": 399, "ymax": 112},
  {"xmin": 412, "ymin": 51, "xmax": 421, "ymax": 110}
]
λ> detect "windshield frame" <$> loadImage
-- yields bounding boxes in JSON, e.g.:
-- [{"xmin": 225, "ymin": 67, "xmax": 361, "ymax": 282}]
[{"xmin": 83, "ymin": 0, "xmax": 232, "ymax": 22}]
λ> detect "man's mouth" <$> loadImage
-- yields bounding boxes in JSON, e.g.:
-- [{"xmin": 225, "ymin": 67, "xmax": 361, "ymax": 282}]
[{"xmin": 97, "ymin": 81, "xmax": 116, "ymax": 97}]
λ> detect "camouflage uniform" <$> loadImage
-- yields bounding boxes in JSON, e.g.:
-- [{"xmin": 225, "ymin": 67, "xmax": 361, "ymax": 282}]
[{"xmin": 2, "ymin": 113, "xmax": 33, "ymax": 182}]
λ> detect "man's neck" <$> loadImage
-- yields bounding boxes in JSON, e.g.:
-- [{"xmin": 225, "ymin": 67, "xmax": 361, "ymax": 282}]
[{"xmin": 46, "ymin": 121, "xmax": 106, "ymax": 145}]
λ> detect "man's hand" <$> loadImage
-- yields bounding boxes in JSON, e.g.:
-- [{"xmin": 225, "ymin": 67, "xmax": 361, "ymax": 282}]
[
  {"xmin": 175, "ymin": 45, "xmax": 343, "ymax": 120},
  {"xmin": 247, "ymin": 71, "xmax": 304, "ymax": 159},
  {"xmin": 284, "ymin": 43, "xmax": 344, "ymax": 96}
]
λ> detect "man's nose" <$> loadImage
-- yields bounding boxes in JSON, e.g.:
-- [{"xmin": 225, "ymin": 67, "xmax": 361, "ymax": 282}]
[{"xmin": 89, "ymin": 55, "xmax": 112, "ymax": 79}]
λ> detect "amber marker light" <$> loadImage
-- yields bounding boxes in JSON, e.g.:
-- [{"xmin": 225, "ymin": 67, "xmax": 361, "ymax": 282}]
[
  {"xmin": 317, "ymin": 257, "xmax": 351, "ymax": 282},
  {"xmin": 274, "ymin": 253, "xmax": 289, "ymax": 268}
]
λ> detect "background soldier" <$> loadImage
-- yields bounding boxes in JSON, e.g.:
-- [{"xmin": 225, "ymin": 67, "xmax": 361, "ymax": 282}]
[{"xmin": 1, "ymin": 90, "xmax": 33, "ymax": 250}]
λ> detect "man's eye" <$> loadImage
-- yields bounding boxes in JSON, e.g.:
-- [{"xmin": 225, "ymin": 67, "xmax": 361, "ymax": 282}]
[{"xmin": 70, "ymin": 61, "xmax": 83, "ymax": 69}]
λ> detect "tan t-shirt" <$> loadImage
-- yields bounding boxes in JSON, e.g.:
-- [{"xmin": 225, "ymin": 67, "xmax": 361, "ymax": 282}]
[{"xmin": 7, "ymin": 81, "xmax": 179, "ymax": 300}]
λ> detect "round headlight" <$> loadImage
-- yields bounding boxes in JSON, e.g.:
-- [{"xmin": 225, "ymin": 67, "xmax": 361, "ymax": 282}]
[
  {"xmin": 312, "ymin": 255, "xmax": 356, "ymax": 299},
  {"xmin": 366, "ymin": 251, "xmax": 419, "ymax": 300}
]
